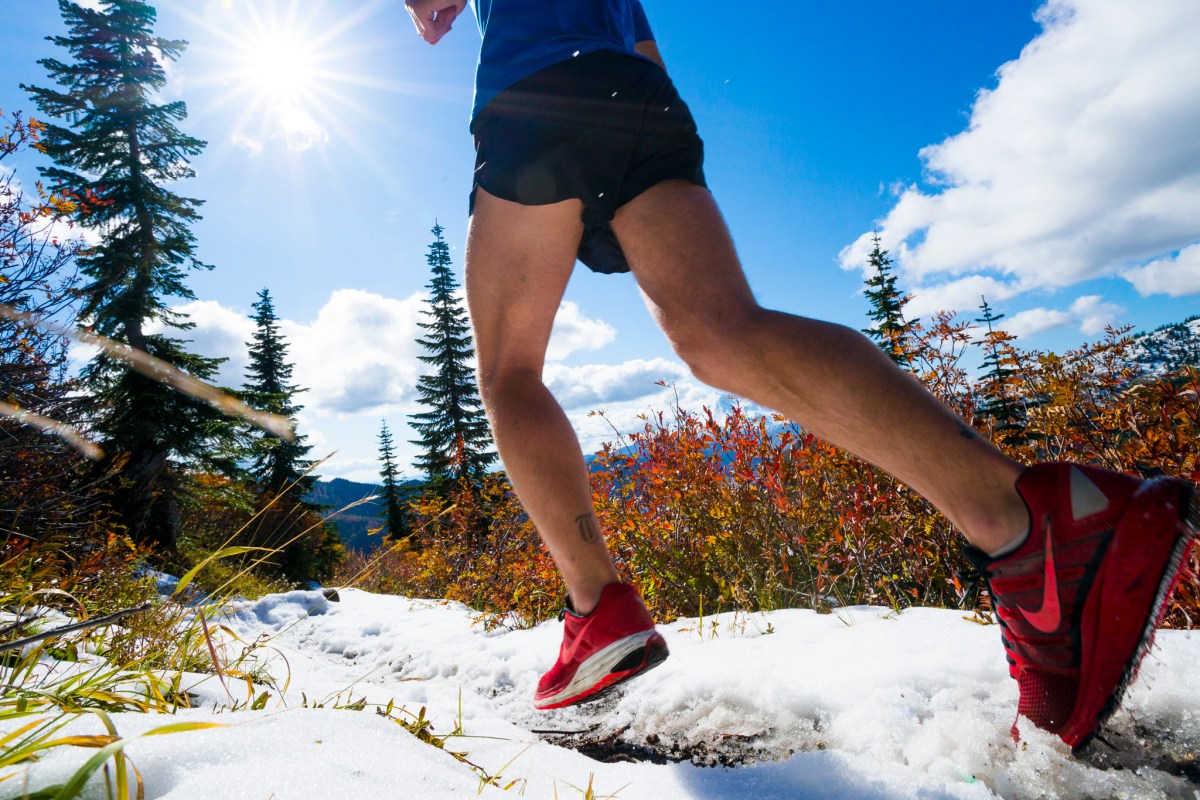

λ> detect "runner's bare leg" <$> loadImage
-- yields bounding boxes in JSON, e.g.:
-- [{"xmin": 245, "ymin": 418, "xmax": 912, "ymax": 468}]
[
  {"xmin": 612, "ymin": 180, "xmax": 1028, "ymax": 554},
  {"xmin": 469, "ymin": 179, "xmax": 1027, "ymax": 619},
  {"xmin": 466, "ymin": 188, "xmax": 619, "ymax": 614}
]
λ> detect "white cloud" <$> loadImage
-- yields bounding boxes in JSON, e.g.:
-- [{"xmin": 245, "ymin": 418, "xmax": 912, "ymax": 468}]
[
  {"xmin": 230, "ymin": 134, "xmax": 265, "ymax": 156},
  {"xmin": 544, "ymin": 358, "xmax": 689, "ymax": 411},
  {"xmin": 30, "ymin": 210, "xmax": 100, "ymax": 251},
  {"xmin": 1123, "ymin": 242, "xmax": 1200, "ymax": 297},
  {"xmin": 159, "ymin": 290, "xmax": 425, "ymax": 415},
  {"xmin": 74, "ymin": 0, "xmax": 104, "ymax": 10},
  {"xmin": 160, "ymin": 291, "xmax": 623, "ymax": 419},
  {"xmin": 274, "ymin": 106, "xmax": 329, "ymax": 153},
  {"xmin": 281, "ymin": 289, "xmax": 426, "ymax": 415},
  {"xmin": 561, "ymin": 372, "xmax": 725, "ymax": 457},
  {"xmin": 905, "ymin": 275, "xmax": 1019, "ymax": 318},
  {"xmin": 985, "ymin": 295, "xmax": 1123, "ymax": 340},
  {"xmin": 1004, "ymin": 307, "xmax": 1075, "ymax": 338},
  {"xmin": 148, "ymin": 294, "xmax": 718, "ymax": 479},
  {"xmin": 1070, "ymin": 294, "xmax": 1124, "ymax": 336},
  {"xmin": 150, "ymin": 299, "xmax": 255, "ymax": 387},
  {"xmin": 840, "ymin": 0, "xmax": 1200, "ymax": 300},
  {"xmin": 546, "ymin": 301, "xmax": 617, "ymax": 361}
]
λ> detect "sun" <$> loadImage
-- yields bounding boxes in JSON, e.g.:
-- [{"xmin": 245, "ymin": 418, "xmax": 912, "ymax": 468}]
[
  {"xmin": 240, "ymin": 30, "xmax": 323, "ymax": 103},
  {"xmin": 224, "ymin": 21, "xmax": 324, "ymax": 107},
  {"xmin": 191, "ymin": 0, "xmax": 359, "ymax": 113},
  {"xmin": 180, "ymin": 0, "xmax": 400, "ymax": 160}
]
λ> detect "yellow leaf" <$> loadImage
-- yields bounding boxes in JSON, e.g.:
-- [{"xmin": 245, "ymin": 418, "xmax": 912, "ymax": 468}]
[
  {"xmin": 43, "ymin": 735, "xmax": 120, "ymax": 749},
  {"xmin": 141, "ymin": 722, "xmax": 228, "ymax": 737}
]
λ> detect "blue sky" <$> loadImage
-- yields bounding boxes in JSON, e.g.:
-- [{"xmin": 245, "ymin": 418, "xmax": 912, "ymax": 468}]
[{"xmin": 3, "ymin": 0, "xmax": 1198, "ymax": 482}]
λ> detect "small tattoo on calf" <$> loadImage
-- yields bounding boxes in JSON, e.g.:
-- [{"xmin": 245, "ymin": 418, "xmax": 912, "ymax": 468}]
[
  {"xmin": 576, "ymin": 514, "xmax": 600, "ymax": 543},
  {"xmin": 958, "ymin": 424, "xmax": 977, "ymax": 440}
]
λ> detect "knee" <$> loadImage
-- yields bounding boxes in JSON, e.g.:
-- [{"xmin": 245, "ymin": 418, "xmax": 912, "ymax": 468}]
[
  {"xmin": 665, "ymin": 304, "xmax": 768, "ymax": 391},
  {"xmin": 477, "ymin": 362, "xmax": 541, "ymax": 407}
]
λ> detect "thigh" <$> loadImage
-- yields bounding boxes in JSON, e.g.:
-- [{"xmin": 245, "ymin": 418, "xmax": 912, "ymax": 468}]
[
  {"xmin": 611, "ymin": 180, "xmax": 758, "ymax": 334},
  {"xmin": 466, "ymin": 188, "xmax": 585, "ymax": 376}
]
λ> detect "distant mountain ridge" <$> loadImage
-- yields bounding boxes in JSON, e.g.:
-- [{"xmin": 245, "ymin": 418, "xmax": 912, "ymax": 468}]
[
  {"xmin": 307, "ymin": 477, "xmax": 418, "ymax": 553},
  {"xmin": 1127, "ymin": 315, "xmax": 1200, "ymax": 375},
  {"xmin": 308, "ymin": 477, "xmax": 384, "ymax": 511}
]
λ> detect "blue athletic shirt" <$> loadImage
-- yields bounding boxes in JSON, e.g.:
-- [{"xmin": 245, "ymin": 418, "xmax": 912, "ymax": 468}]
[{"xmin": 469, "ymin": 0, "xmax": 655, "ymax": 119}]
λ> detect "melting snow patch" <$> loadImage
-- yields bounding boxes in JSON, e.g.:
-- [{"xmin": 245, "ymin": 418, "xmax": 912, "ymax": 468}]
[{"xmin": 5, "ymin": 590, "xmax": 1197, "ymax": 799}]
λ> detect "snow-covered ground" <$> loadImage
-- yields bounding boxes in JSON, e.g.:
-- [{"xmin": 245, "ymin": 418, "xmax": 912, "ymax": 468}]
[{"xmin": 6, "ymin": 589, "xmax": 1199, "ymax": 799}]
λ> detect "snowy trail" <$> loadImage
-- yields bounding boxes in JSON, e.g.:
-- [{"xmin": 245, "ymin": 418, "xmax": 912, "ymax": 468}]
[{"xmin": 6, "ymin": 589, "xmax": 1198, "ymax": 799}]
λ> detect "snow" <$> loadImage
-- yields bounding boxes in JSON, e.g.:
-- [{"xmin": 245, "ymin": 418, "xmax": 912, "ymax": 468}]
[{"xmin": 5, "ymin": 589, "xmax": 1198, "ymax": 799}]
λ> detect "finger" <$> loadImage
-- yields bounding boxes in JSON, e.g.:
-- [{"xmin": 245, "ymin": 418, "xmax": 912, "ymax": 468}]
[
  {"xmin": 405, "ymin": 0, "xmax": 437, "ymax": 41},
  {"xmin": 427, "ymin": 5, "xmax": 459, "ymax": 43},
  {"xmin": 405, "ymin": 9, "xmax": 429, "ymax": 39}
]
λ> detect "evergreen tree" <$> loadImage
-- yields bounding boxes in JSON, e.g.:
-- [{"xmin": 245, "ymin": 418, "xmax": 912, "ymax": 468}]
[
  {"xmin": 239, "ymin": 288, "xmax": 344, "ymax": 584},
  {"xmin": 377, "ymin": 420, "xmax": 409, "ymax": 541},
  {"xmin": 242, "ymin": 288, "xmax": 313, "ymax": 496},
  {"xmin": 408, "ymin": 222, "xmax": 495, "ymax": 483},
  {"xmin": 861, "ymin": 234, "xmax": 917, "ymax": 368},
  {"xmin": 24, "ymin": 0, "xmax": 234, "ymax": 549},
  {"xmin": 974, "ymin": 297, "xmax": 1028, "ymax": 445}
]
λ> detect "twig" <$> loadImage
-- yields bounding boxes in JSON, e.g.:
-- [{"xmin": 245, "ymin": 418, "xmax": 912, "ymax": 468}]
[
  {"xmin": 0, "ymin": 303, "xmax": 292, "ymax": 440},
  {"xmin": 0, "ymin": 610, "xmax": 43, "ymax": 639},
  {"xmin": 0, "ymin": 400, "xmax": 103, "ymax": 460},
  {"xmin": 0, "ymin": 603, "xmax": 152, "ymax": 653}
]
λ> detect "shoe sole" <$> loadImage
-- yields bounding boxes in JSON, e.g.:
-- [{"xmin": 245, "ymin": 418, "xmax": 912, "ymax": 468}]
[
  {"xmin": 1069, "ymin": 479, "xmax": 1199, "ymax": 754},
  {"xmin": 533, "ymin": 629, "xmax": 669, "ymax": 710}
]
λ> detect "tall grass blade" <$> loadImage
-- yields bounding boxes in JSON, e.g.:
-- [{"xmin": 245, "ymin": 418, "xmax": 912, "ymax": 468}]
[
  {"xmin": 0, "ymin": 400, "xmax": 103, "ymax": 461},
  {"xmin": 196, "ymin": 610, "xmax": 233, "ymax": 703},
  {"xmin": 173, "ymin": 547, "xmax": 271, "ymax": 597},
  {"xmin": 140, "ymin": 722, "xmax": 227, "ymax": 737},
  {"xmin": 43, "ymin": 722, "xmax": 226, "ymax": 800}
]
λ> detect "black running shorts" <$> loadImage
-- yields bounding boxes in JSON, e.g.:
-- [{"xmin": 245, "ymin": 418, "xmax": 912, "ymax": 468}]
[{"xmin": 469, "ymin": 50, "xmax": 707, "ymax": 274}]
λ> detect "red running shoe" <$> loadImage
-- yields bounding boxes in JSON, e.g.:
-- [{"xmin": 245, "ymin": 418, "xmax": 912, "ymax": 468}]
[
  {"xmin": 533, "ymin": 583, "xmax": 669, "ymax": 710},
  {"xmin": 965, "ymin": 463, "xmax": 1198, "ymax": 751}
]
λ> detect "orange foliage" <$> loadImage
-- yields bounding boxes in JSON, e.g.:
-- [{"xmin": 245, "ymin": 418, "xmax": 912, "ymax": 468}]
[
  {"xmin": 398, "ymin": 476, "xmax": 560, "ymax": 625},
  {"xmin": 351, "ymin": 321, "xmax": 1198, "ymax": 629}
]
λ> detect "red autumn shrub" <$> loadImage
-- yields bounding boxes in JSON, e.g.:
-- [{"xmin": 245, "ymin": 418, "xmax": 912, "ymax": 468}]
[{"xmin": 358, "ymin": 321, "xmax": 1198, "ymax": 629}]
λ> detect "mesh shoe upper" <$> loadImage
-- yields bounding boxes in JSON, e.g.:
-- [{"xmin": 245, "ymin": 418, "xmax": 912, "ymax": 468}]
[
  {"xmin": 534, "ymin": 582, "xmax": 667, "ymax": 709},
  {"xmin": 966, "ymin": 462, "xmax": 1197, "ymax": 748}
]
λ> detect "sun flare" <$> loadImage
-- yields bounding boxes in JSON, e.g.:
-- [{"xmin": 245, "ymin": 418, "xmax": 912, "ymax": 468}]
[
  {"xmin": 240, "ymin": 31, "xmax": 319, "ymax": 103},
  {"xmin": 180, "ymin": 0, "xmax": 401, "ymax": 160}
]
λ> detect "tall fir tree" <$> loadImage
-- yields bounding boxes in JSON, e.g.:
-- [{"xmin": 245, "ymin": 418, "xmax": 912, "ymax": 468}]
[
  {"xmin": 974, "ymin": 297, "xmax": 1029, "ymax": 446},
  {"xmin": 240, "ymin": 288, "xmax": 344, "ymax": 584},
  {"xmin": 861, "ymin": 234, "xmax": 918, "ymax": 368},
  {"xmin": 408, "ymin": 222, "xmax": 495, "ymax": 483},
  {"xmin": 377, "ymin": 420, "xmax": 409, "ymax": 541},
  {"xmin": 24, "ymin": 0, "xmax": 234, "ymax": 549},
  {"xmin": 242, "ymin": 288, "xmax": 313, "ymax": 496}
]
